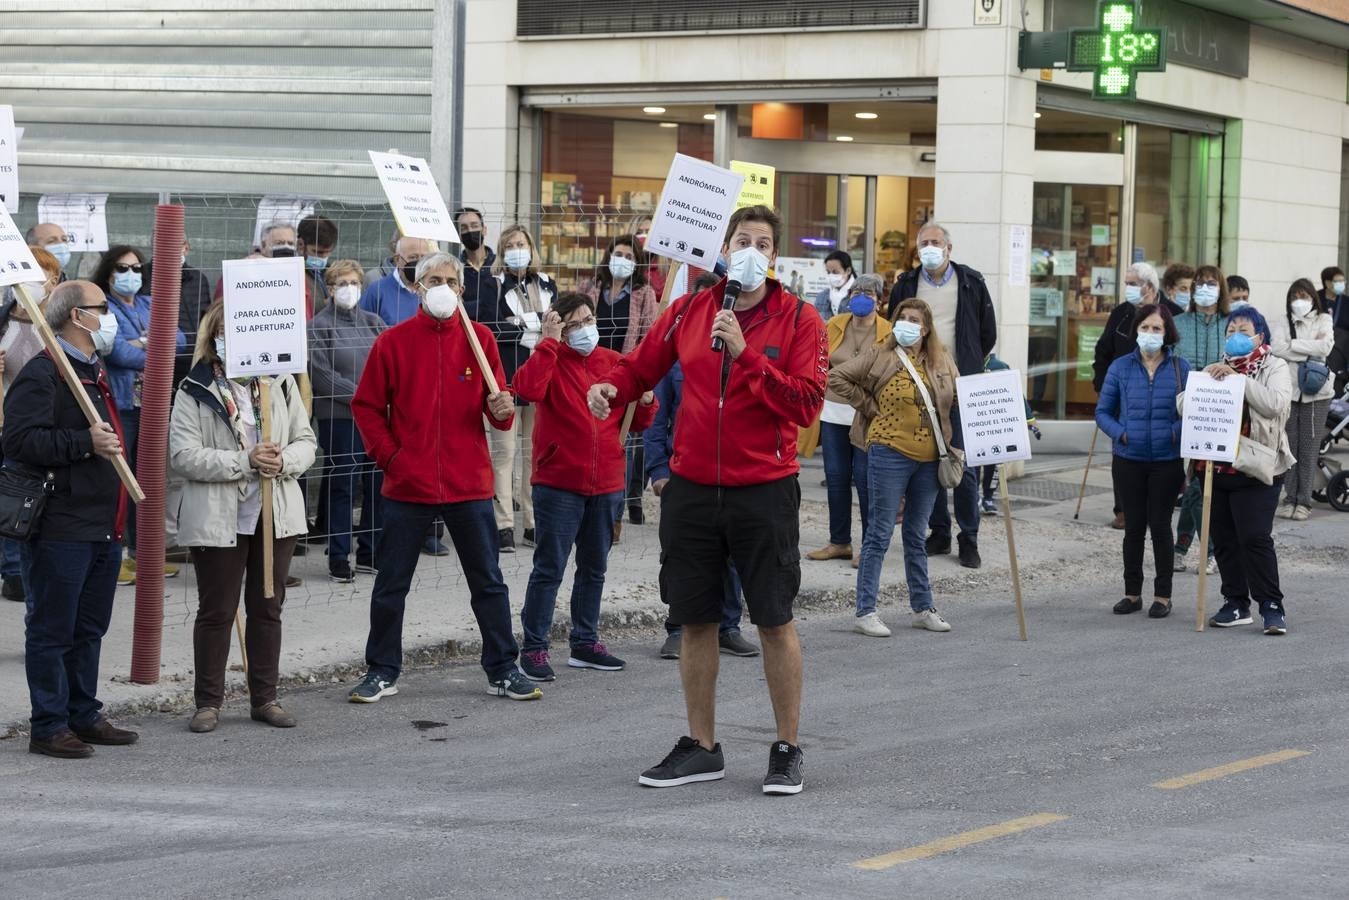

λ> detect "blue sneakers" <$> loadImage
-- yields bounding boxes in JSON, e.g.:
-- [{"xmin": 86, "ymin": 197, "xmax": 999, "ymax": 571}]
[
  {"xmin": 520, "ymin": 650, "xmax": 556, "ymax": 682},
  {"xmin": 488, "ymin": 669, "xmax": 543, "ymax": 700},
  {"xmin": 1261, "ymin": 602, "xmax": 1288, "ymax": 636},
  {"xmin": 1209, "ymin": 602, "xmax": 1253, "ymax": 628}
]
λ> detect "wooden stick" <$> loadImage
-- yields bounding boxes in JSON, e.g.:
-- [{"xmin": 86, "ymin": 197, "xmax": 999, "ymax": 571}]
[
  {"xmin": 234, "ymin": 608, "xmax": 249, "ymax": 676},
  {"xmin": 1195, "ymin": 463, "xmax": 1214, "ymax": 632},
  {"xmin": 295, "ymin": 372, "xmax": 313, "ymax": 418},
  {"xmin": 455, "ymin": 304, "xmax": 500, "ymax": 395},
  {"xmin": 618, "ymin": 403, "xmax": 637, "ymax": 450},
  {"xmin": 999, "ymin": 464, "xmax": 1028, "ymax": 642},
  {"xmin": 656, "ymin": 258, "xmax": 680, "ymax": 313},
  {"xmin": 1074, "ymin": 427, "xmax": 1099, "ymax": 520},
  {"xmin": 12, "ymin": 283, "xmax": 145, "ymax": 503},
  {"xmin": 260, "ymin": 377, "xmax": 276, "ymax": 600}
]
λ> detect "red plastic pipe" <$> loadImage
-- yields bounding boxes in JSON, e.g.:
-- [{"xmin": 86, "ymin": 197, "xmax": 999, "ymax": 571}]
[{"xmin": 129, "ymin": 204, "xmax": 184, "ymax": 684}]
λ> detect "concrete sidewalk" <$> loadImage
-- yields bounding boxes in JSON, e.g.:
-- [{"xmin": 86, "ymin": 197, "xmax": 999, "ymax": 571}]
[{"xmin": 3, "ymin": 450, "xmax": 1343, "ymax": 734}]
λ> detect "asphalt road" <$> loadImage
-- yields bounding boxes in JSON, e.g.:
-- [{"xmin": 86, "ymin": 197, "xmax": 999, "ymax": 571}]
[{"xmin": 2, "ymin": 568, "xmax": 1346, "ymax": 899}]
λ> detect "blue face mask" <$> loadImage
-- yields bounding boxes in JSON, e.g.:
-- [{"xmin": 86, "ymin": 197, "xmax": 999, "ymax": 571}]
[
  {"xmin": 893, "ymin": 320, "xmax": 923, "ymax": 348},
  {"xmin": 1193, "ymin": 284, "xmax": 1219, "ymax": 308},
  {"xmin": 49, "ymin": 243, "xmax": 73, "ymax": 269},
  {"xmin": 848, "ymin": 295, "xmax": 876, "ymax": 317},
  {"xmin": 1124, "ymin": 284, "xmax": 1142, "ymax": 305},
  {"xmin": 305, "ymin": 256, "xmax": 327, "ymax": 271},
  {"xmin": 112, "ymin": 270, "xmax": 142, "ymax": 296},
  {"xmin": 1174, "ymin": 291, "xmax": 1191, "ymax": 306},
  {"xmin": 566, "ymin": 324, "xmax": 599, "ymax": 356},
  {"xmin": 1136, "ymin": 332, "xmax": 1164, "ymax": 354},
  {"xmin": 1225, "ymin": 332, "xmax": 1256, "ymax": 358}
]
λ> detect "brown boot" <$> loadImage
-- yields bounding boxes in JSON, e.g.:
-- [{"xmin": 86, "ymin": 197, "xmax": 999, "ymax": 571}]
[
  {"xmin": 806, "ymin": 543, "xmax": 852, "ymax": 561},
  {"xmin": 1110, "ymin": 511, "xmax": 1126, "ymax": 530},
  {"xmin": 189, "ymin": 707, "xmax": 220, "ymax": 733},
  {"xmin": 72, "ymin": 719, "xmax": 139, "ymax": 746},
  {"xmin": 612, "ymin": 520, "xmax": 623, "ymax": 545},
  {"xmin": 29, "ymin": 729, "xmax": 94, "ymax": 759},
  {"xmin": 250, "ymin": 702, "xmax": 297, "ymax": 728}
]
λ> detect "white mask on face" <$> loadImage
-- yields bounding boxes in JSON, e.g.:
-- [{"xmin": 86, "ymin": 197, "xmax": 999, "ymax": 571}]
[
  {"xmin": 728, "ymin": 246, "xmax": 770, "ymax": 292},
  {"xmin": 333, "ymin": 284, "xmax": 361, "ymax": 310},
  {"xmin": 827, "ymin": 273, "xmax": 847, "ymax": 290},
  {"xmin": 607, "ymin": 256, "xmax": 636, "ymax": 280},
  {"xmin": 1291, "ymin": 298, "xmax": 1313, "ymax": 318},
  {"xmin": 504, "ymin": 247, "xmax": 532, "ymax": 272},
  {"xmin": 423, "ymin": 284, "xmax": 459, "ymax": 319},
  {"xmin": 919, "ymin": 245, "xmax": 947, "ymax": 270},
  {"xmin": 76, "ymin": 309, "xmax": 119, "ymax": 356}
]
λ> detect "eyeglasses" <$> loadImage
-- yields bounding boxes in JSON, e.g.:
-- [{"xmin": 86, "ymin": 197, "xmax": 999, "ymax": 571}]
[
  {"xmin": 1195, "ymin": 279, "xmax": 1220, "ymax": 288},
  {"xmin": 113, "ymin": 263, "xmax": 143, "ymax": 274},
  {"xmin": 333, "ymin": 280, "xmax": 362, "ymax": 290},
  {"xmin": 77, "ymin": 304, "xmax": 110, "ymax": 314},
  {"xmin": 563, "ymin": 315, "xmax": 598, "ymax": 332}
]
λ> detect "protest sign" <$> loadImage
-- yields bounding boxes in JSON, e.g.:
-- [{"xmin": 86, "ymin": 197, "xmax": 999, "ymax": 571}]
[
  {"xmin": 730, "ymin": 160, "xmax": 775, "ymax": 209},
  {"xmin": 645, "ymin": 154, "xmax": 744, "ymax": 269},
  {"xmin": 956, "ymin": 369, "xmax": 1033, "ymax": 465},
  {"xmin": 369, "ymin": 150, "xmax": 459, "ymax": 244},
  {"xmin": 1180, "ymin": 372, "xmax": 1245, "ymax": 463},
  {"xmin": 220, "ymin": 256, "xmax": 308, "ymax": 379},
  {"xmin": 37, "ymin": 193, "xmax": 109, "ymax": 253},
  {"xmin": 253, "ymin": 195, "xmax": 318, "ymax": 247},
  {"xmin": 0, "ymin": 205, "xmax": 42, "ymax": 287},
  {"xmin": 0, "ymin": 106, "xmax": 16, "ymax": 214}
]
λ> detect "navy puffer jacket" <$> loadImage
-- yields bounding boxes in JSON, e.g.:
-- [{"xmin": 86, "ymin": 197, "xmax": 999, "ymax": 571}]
[{"xmin": 1095, "ymin": 347, "xmax": 1190, "ymax": 462}]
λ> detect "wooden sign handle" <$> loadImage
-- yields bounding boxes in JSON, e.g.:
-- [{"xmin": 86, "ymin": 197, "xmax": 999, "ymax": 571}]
[
  {"xmin": 1194, "ymin": 463, "xmax": 1214, "ymax": 632},
  {"xmin": 12, "ymin": 283, "xmax": 146, "ymax": 503},
  {"xmin": 618, "ymin": 402, "xmax": 638, "ymax": 450},
  {"xmin": 999, "ymin": 464, "xmax": 1029, "ymax": 642},
  {"xmin": 260, "ymin": 377, "xmax": 276, "ymax": 600},
  {"xmin": 456, "ymin": 303, "xmax": 501, "ymax": 395}
]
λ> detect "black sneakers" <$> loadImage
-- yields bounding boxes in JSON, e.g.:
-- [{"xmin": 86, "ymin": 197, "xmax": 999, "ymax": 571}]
[
  {"xmin": 638, "ymin": 736, "xmax": 725, "ymax": 787},
  {"xmin": 498, "ymin": 529, "xmax": 516, "ymax": 554},
  {"xmin": 763, "ymin": 741, "xmax": 804, "ymax": 795},
  {"xmin": 957, "ymin": 535, "xmax": 982, "ymax": 569}
]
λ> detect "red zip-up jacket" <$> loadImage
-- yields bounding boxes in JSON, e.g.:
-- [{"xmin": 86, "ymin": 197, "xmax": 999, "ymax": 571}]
[
  {"xmin": 601, "ymin": 278, "xmax": 827, "ymax": 487},
  {"xmin": 514, "ymin": 338, "xmax": 658, "ymax": 496},
  {"xmin": 352, "ymin": 307, "xmax": 513, "ymax": 505}
]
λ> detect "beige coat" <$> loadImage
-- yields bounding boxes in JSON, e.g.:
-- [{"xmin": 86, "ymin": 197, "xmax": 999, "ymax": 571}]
[
  {"xmin": 167, "ymin": 369, "xmax": 316, "ymax": 548},
  {"xmin": 827, "ymin": 335, "xmax": 959, "ymax": 452},
  {"xmin": 1178, "ymin": 354, "xmax": 1297, "ymax": 478}
]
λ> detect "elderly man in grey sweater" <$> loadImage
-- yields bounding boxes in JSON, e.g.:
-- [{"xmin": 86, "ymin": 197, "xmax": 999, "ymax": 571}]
[{"xmin": 308, "ymin": 260, "xmax": 388, "ymax": 582}]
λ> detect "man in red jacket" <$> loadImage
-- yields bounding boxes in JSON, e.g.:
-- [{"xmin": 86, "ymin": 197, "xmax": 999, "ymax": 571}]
[
  {"xmin": 347, "ymin": 252, "xmax": 542, "ymax": 704},
  {"xmin": 586, "ymin": 205, "xmax": 828, "ymax": 795},
  {"xmin": 512, "ymin": 292, "xmax": 657, "ymax": 682}
]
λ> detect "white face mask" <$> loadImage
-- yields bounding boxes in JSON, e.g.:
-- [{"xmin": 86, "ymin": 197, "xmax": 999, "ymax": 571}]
[
  {"xmin": 608, "ymin": 256, "xmax": 636, "ymax": 280},
  {"xmin": 919, "ymin": 245, "xmax": 947, "ymax": 270},
  {"xmin": 1193, "ymin": 284, "xmax": 1220, "ymax": 308},
  {"xmin": 504, "ymin": 247, "xmax": 532, "ymax": 272},
  {"xmin": 19, "ymin": 281, "xmax": 47, "ymax": 302},
  {"xmin": 333, "ymin": 284, "xmax": 361, "ymax": 310},
  {"xmin": 827, "ymin": 273, "xmax": 847, "ymax": 290},
  {"xmin": 1291, "ymin": 298, "xmax": 1313, "ymax": 318},
  {"xmin": 567, "ymin": 324, "xmax": 600, "ymax": 356},
  {"xmin": 214, "ymin": 336, "xmax": 226, "ymax": 360},
  {"xmin": 423, "ymin": 284, "xmax": 459, "ymax": 319},
  {"xmin": 727, "ymin": 246, "xmax": 770, "ymax": 292},
  {"xmin": 76, "ymin": 309, "xmax": 119, "ymax": 356},
  {"xmin": 893, "ymin": 320, "xmax": 923, "ymax": 348}
]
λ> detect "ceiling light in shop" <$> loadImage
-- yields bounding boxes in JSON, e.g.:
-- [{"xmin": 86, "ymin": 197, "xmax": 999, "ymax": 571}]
[
  {"xmin": 703, "ymin": 113, "xmax": 717, "ymax": 120},
  {"xmin": 835, "ymin": 135, "xmax": 854, "ymax": 142},
  {"xmin": 659, "ymin": 122, "xmax": 678, "ymax": 128},
  {"xmin": 1034, "ymin": 112, "xmax": 1042, "ymax": 118},
  {"xmin": 643, "ymin": 106, "xmax": 666, "ymax": 114},
  {"xmin": 854, "ymin": 112, "xmax": 878, "ymax": 120}
]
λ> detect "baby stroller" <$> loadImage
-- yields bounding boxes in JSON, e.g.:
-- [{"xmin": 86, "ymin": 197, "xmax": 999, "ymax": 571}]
[{"xmin": 1313, "ymin": 384, "xmax": 1349, "ymax": 512}]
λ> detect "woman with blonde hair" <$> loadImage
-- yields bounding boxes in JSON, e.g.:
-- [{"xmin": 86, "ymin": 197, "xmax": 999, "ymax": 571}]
[
  {"xmin": 829, "ymin": 298, "xmax": 960, "ymax": 637},
  {"xmin": 169, "ymin": 299, "xmax": 316, "ymax": 732},
  {"xmin": 485, "ymin": 225, "xmax": 557, "ymax": 551}
]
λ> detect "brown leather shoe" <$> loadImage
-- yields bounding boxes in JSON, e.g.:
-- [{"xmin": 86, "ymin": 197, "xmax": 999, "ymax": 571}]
[
  {"xmin": 806, "ymin": 543, "xmax": 852, "ymax": 561},
  {"xmin": 250, "ymin": 702, "xmax": 297, "ymax": 728},
  {"xmin": 189, "ymin": 707, "xmax": 220, "ymax": 733},
  {"xmin": 73, "ymin": 719, "xmax": 139, "ymax": 746},
  {"xmin": 611, "ymin": 520, "xmax": 623, "ymax": 545},
  {"xmin": 1110, "ymin": 512, "xmax": 1126, "ymax": 530},
  {"xmin": 851, "ymin": 554, "xmax": 860, "ymax": 569},
  {"xmin": 30, "ymin": 729, "xmax": 94, "ymax": 759}
]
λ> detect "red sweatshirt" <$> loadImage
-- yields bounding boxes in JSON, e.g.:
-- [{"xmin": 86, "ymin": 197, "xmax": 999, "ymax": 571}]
[
  {"xmin": 602, "ymin": 278, "xmax": 827, "ymax": 487},
  {"xmin": 353, "ymin": 307, "xmax": 513, "ymax": 505},
  {"xmin": 514, "ymin": 338, "xmax": 657, "ymax": 496}
]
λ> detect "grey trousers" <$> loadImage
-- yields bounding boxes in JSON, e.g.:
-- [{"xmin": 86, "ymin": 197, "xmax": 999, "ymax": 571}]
[{"xmin": 1284, "ymin": 399, "xmax": 1329, "ymax": 507}]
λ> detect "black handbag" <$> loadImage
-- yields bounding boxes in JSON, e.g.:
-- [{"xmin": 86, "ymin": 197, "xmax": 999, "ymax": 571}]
[{"xmin": 0, "ymin": 462, "xmax": 54, "ymax": 541}]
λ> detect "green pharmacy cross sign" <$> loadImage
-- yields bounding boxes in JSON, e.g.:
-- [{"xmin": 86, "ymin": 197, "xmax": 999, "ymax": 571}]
[{"xmin": 1067, "ymin": 1, "xmax": 1166, "ymax": 100}]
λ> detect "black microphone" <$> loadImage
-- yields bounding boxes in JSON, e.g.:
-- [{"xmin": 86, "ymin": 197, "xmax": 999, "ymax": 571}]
[{"xmin": 711, "ymin": 278, "xmax": 742, "ymax": 352}]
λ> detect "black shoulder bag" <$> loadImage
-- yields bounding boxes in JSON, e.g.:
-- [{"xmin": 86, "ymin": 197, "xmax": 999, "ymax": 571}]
[{"xmin": 0, "ymin": 461, "xmax": 54, "ymax": 541}]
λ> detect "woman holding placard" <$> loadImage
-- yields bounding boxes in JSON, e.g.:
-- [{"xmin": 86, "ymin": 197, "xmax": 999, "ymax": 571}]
[
  {"xmin": 829, "ymin": 297, "xmax": 958, "ymax": 637},
  {"xmin": 1094, "ymin": 304, "xmax": 1190, "ymax": 619},
  {"xmin": 1199, "ymin": 307, "xmax": 1296, "ymax": 635},
  {"xmin": 168, "ymin": 299, "xmax": 317, "ymax": 732},
  {"xmin": 1270, "ymin": 278, "xmax": 1334, "ymax": 521}
]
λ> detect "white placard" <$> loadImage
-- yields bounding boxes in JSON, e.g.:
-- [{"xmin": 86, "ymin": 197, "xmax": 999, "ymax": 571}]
[
  {"xmin": 368, "ymin": 150, "xmax": 459, "ymax": 244},
  {"xmin": 1180, "ymin": 372, "xmax": 1246, "ymax": 463},
  {"xmin": 0, "ymin": 106, "xmax": 17, "ymax": 214},
  {"xmin": 1051, "ymin": 249, "xmax": 1077, "ymax": 276},
  {"xmin": 1008, "ymin": 224, "xmax": 1029, "ymax": 288},
  {"xmin": 956, "ymin": 369, "xmax": 1033, "ymax": 465},
  {"xmin": 776, "ymin": 256, "xmax": 828, "ymax": 302},
  {"xmin": 645, "ymin": 154, "xmax": 744, "ymax": 269},
  {"xmin": 37, "ymin": 193, "xmax": 109, "ymax": 252},
  {"xmin": 253, "ymin": 195, "xmax": 318, "ymax": 248},
  {"xmin": 974, "ymin": 0, "xmax": 1003, "ymax": 26},
  {"xmin": 0, "ymin": 205, "xmax": 42, "ymax": 287},
  {"xmin": 1089, "ymin": 266, "xmax": 1116, "ymax": 296},
  {"xmin": 221, "ymin": 256, "xmax": 308, "ymax": 379}
]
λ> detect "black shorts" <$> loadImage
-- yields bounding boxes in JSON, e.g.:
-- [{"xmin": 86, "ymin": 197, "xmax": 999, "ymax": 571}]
[{"xmin": 657, "ymin": 473, "xmax": 801, "ymax": 628}]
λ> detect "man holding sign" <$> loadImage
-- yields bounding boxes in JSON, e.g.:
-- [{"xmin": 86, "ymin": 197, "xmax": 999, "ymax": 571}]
[{"xmin": 587, "ymin": 205, "xmax": 828, "ymax": 795}]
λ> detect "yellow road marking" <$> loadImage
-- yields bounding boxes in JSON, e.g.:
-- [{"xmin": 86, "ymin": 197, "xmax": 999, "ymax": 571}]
[
  {"xmin": 853, "ymin": 813, "xmax": 1069, "ymax": 870},
  {"xmin": 1151, "ymin": 749, "xmax": 1311, "ymax": 790}
]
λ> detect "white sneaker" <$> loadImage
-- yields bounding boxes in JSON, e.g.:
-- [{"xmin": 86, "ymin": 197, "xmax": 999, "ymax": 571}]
[
  {"xmin": 1205, "ymin": 557, "xmax": 1217, "ymax": 575},
  {"xmin": 1172, "ymin": 552, "xmax": 1187, "ymax": 573},
  {"xmin": 911, "ymin": 608, "xmax": 952, "ymax": 632},
  {"xmin": 853, "ymin": 612, "xmax": 892, "ymax": 637},
  {"xmin": 1291, "ymin": 505, "xmax": 1310, "ymax": 521}
]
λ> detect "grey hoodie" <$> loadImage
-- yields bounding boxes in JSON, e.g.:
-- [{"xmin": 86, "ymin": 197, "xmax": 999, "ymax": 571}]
[{"xmin": 307, "ymin": 301, "xmax": 387, "ymax": 420}]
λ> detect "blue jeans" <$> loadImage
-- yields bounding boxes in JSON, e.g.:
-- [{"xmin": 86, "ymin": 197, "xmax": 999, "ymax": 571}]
[
  {"xmin": 2, "ymin": 537, "xmax": 23, "ymax": 578},
  {"xmin": 820, "ymin": 421, "xmax": 869, "ymax": 546},
  {"xmin": 520, "ymin": 486, "xmax": 619, "ymax": 652},
  {"xmin": 20, "ymin": 540, "xmax": 122, "ymax": 739},
  {"xmin": 857, "ymin": 445, "xmax": 940, "ymax": 615},
  {"xmin": 364, "ymin": 497, "xmax": 518, "ymax": 680},
  {"xmin": 318, "ymin": 419, "xmax": 383, "ymax": 565},
  {"xmin": 664, "ymin": 563, "xmax": 744, "ymax": 635}
]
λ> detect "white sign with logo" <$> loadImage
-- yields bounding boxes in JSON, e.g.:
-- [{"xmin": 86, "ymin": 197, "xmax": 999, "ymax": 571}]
[
  {"xmin": 37, "ymin": 193, "xmax": 109, "ymax": 252},
  {"xmin": 0, "ymin": 205, "xmax": 42, "ymax": 287},
  {"xmin": 221, "ymin": 256, "xmax": 308, "ymax": 379},
  {"xmin": 645, "ymin": 153, "xmax": 744, "ymax": 269},
  {"xmin": 368, "ymin": 150, "xmax": 459, "ymax": 244},
  {"xmin": 974, "ymin": 0, "xmax": 1003, "ymax": 26},
  {"xmin": 253, "ymin": 195, "xmax": 318, "ymax": 248},
  {"xmin": 1180, "ymin": 372, "xmax": 1246, "ymax": 463},
  {"xmin": 956, "ymin": 369, "xmax": 1033, "ymax": 465},
  {"xmin": 0, "ymin": 106, "xmax": 17, "ymax": 215},
  {"xmin": 776, "ymin": 257, "xmax": 829, "ymax": 304}
]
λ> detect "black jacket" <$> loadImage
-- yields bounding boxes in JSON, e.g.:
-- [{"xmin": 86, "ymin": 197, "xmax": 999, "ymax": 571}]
[
  {"xmin": 2, "ymin": 350, "xmax": 124, "ymax": 542},
  {"xmin": 482, "ymin": 271, "xmax": 558, "ymax": 387},
  {"xmin": 1091, "ymin": 296, "xmax": 1185, "ymax": 393},
  {"xmin": 460, "ymin": 246, "xmax": 499, "ymax": 322},
  {"xmin": 887, "ymin": 262, "xmax": 997, "ymax": 376}
]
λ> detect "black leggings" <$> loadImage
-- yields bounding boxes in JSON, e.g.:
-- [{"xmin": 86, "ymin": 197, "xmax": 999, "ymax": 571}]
[
  {"xmin": 1113, "ymin": 456, "xmax": 1185, "ymax": 598},
  {"xmin": 1210, "ymin": 471, "xmax": 1284, "ymax": 609}
]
